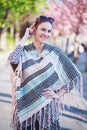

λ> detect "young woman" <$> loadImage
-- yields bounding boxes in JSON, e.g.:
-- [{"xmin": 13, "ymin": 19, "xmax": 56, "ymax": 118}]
[{"xmin": 8, "ymin": 15, "xmax": 82, "ymax": 130}]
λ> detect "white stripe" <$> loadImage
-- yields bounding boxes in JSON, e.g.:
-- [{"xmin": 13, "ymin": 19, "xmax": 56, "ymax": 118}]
[
  {"xmin": 18, "ymin": 79, "xmax": 63, "ymax": 123},
  {"xmin": 16, "ymin": 65, "xmax": 55, "ymax": 99},
  {"xmin": 22, "ymin": 50, "xmax": 49, "ymax": 63},
  {"xmin": 18, "ymin": 97, "xmax": 52, "ymax": 123},
  {"xmin": 22, "ymin": 56, "xmax": 52, "ymax": 81},
  {"xmin": 22, "ymin": 50, "xmax": 39, "ymax": 63}
]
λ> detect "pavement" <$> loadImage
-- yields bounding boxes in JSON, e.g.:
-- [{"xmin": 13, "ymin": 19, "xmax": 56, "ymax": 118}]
[
  {"xmin": 0, "ymin": 52, "xmax": 12, "ymax": 130},
  {"xmin": 0, "ymin": 51, "xmax": 87, "ymax": 130},
  {"xmin": 60, "ymin": 52, "xmax": 87, "ymax": 130}
]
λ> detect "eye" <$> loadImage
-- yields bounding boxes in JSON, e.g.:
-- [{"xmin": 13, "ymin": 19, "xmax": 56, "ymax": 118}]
[
  {"xmin": 48, "ymin": 30, "xmax": 52, "ymax": 33},
  {"xmin": 41, "ymin": 28, "xmax": 52, "ymax": 33},
  {"xmin": 41, "ymin": 28, "xmax": 46, "ymax": 31}
]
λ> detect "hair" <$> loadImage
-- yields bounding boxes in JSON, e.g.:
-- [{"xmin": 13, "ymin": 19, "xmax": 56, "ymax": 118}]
[{"xmin": 34, "ymin": 16, "xmax": 53, "ymax": 29}]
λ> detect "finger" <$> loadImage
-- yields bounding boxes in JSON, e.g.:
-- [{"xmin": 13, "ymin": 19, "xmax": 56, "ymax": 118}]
[
  {"xmin": 30, "ymin": 22, "xmax": 35, "ymax": 29},
  {"xmin": 43, "ymin": 89, "xmax": 53, "ymax": 94},
  {"xmin": 42, "ymin": 93, "xmax": 53, "ymax": 97},
  {"xmin": 42, "ymin": 92, "xmax": 55, "ymax": 99},
  {"xmin": 42, "ymin": 93, "xmax": 53, "ymax": 96},
  {"xmin": 42, "ymin": 91, "xmax": 53, "ymax": 95},
  {"xmin": 43, "ymin": 88, "xmax": 51, "ymax": 91},
  {"xmin": 26, "ymin": 28, "xmax": 29, "ymax": 31}
]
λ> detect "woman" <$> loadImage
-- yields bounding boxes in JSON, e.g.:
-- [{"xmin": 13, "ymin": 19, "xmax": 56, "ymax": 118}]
[{"xmin": 8, "ymin": 15, "xmax": 82, "ymax": 130}]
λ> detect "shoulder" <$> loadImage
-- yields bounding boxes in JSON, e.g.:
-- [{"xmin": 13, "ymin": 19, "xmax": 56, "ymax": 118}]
[
  {"xmin": 45, "ymin": 43, "xmax": 59, "ymax": 51},
  {"xmin": 46, "ymin": 43, "xmax": 65, "ymax": 56},
  {"xmin": 23, "ymin": 43, "xmax": 34, "ymax": 51},
  {"xmin": 47, "ymin": 43, "xmax": 71, "ymax": 63}
]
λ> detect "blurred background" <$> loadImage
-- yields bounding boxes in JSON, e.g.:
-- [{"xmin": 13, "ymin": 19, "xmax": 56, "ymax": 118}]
[{"xmin": 0, "ymin": 0, "xmax": 87, "ymax": 130}]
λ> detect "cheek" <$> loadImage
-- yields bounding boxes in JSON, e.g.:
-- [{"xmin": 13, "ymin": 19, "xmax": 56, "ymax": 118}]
[
  {"xmin": 35, "ymin": 31, "xmax": 41, "ymax": 40},
  {"xmin": 35, "ymin": 30, "xmax": 41, "ymax": 35},
  {"xmin": 35, "ymin": 29, "xmax": 52, "ymax": 39},
  {"xmin": 49, "ymin": 32, "xmax": 52, "ymax": 36},
  {"xmin": 35, "ymin": 31, "xmax": 43, "ymax": 38},
  {"xmin": 47, "ymin": 33, "xmax": 52, "ymax": 38}
]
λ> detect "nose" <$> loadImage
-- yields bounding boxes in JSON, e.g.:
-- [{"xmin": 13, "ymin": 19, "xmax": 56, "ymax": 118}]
[
  {"xmin": 42, "ymin": 33, "xmax": 49, "ymax": 39},
  {"xmin": 44, "ymin": 31, "xmax": 50, "ymax": 36}
]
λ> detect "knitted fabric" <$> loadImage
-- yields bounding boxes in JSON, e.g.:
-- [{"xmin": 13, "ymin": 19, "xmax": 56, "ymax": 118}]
[{"xmin": 8, "ymin": 43, "xmax": 82, "ymax": 130}]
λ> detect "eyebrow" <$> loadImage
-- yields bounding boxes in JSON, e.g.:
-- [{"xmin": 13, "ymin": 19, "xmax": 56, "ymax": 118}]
[{"xmin": 41, "ymin": 27, "xmax": 52, "ymax": 31}]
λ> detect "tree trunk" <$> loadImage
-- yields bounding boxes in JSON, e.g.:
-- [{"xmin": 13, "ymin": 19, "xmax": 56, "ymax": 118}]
[
  {"xmin": 15, "ymin": 31, "xmax": 20, "ymax": 45},
  {"xmin": 15, "ymin": 20, "xmax": 20, "ymax": 45},
  {"xmin": 10, "ymin": 25, "xmax": 15, "ymax": 37},
  {"xmin": 73, "ymin": 35, "xmax": 80, "ymax": 63},
  {"xmin": 0, "ymin": 27, "xmax": 7, "ymax": 51}
]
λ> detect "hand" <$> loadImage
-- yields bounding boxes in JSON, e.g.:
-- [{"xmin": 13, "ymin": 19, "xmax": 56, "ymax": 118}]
[
  {"xmin": 19, "ymin": 23, "xmax": 35, "ymax": 47},
  {"xmin": 42, "ymin": 88, "xmax": 59, "ymax": 100},
  {"xmin": 23, "ymin": 23, "xmax": 35, "ymax": 39}
]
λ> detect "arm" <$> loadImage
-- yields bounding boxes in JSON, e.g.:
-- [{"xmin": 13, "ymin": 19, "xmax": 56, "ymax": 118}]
[
  {"xmin": 8, "ymin": 45, "xmax": 23, "ymax": 65},
  {"xmin": 8, "ymin": 27, "xmax": 34, "ymax": 71}
]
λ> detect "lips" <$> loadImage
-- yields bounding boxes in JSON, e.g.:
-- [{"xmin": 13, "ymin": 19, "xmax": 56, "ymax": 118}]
[{"xmin": 41, "ymin": 35, "xmax": 49, "ymax": 39}]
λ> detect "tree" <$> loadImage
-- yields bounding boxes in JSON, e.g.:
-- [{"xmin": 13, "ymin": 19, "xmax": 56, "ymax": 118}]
[
  {"xmin": 0, "ymin": 0, "xmax": 47, "ymax": 50},
  {"xmin": 46, "ymin": 0, "xmax": 87, "ymax": 35},
  {"xmin": 46, "ymin": 0, "xmax": 87, "ymax": 64}
]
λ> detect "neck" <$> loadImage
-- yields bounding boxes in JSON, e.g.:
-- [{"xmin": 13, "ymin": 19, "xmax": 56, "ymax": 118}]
[{"xmin": 33, "ymin": 40, "xmax": 45, "ymax": 53}]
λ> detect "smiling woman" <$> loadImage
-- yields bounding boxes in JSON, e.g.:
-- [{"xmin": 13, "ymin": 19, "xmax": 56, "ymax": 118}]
[{"xmin": 8, "ymin": 15, "xmax": 82, "ymax": 130}]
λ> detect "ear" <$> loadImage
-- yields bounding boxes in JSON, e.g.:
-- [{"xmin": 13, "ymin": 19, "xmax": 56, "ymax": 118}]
[{"xmin": 33, "ymin": 27, "xmax": 37, "ymax": 35}]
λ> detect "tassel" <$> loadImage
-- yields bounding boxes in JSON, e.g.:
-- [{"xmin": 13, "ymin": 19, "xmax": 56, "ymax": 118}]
[
  {"xmin": 27, "ymin": 117, "xmax": 31, "ymax": 128},
  {"xmin": 25, "ymin": 120, "xmax": 27, "ymax": 130},
  {"xmin": 42, "ymin": 107, "xmax": 45, "ymax": 130},
  {"xmin": 20, "ymin": 123, "xmax": 22, "ymax": 130},
  {"xmin": 52, "ymin": 101, "xmax": 54, "ymax": 123},
  {"xmin": 31, "ymin": 116, "xmax": 32, "ymax": 130},
  {"xmin": 61, "ymin": 95, "xmax": 65, "ymax": 110},
  {"xmin": 34, "ymin": 114, "xmax": 36, "ymax": 130},
  {"xmin": 32, "ymin": 114, "xmax": 36, "ymax": 130},
  {"xmin": 40, "ymin": 108, "xmax": 44, "ymax": 130},
  {"xmin": 36, "ymin": 111, "xmax": 41, "ymax": 130},
  {"xmin": 48, "ymin": 103, "xmax": 50, "ymax": 129},
  {"xmin": 32, "ymin": 115, "xmax": 34, "ymax": 130},
  {"xmin": 50, "ymin": 101, "xmax": 53, "ymax": 128},
  {"xmin": 57, "ymin": 99, "xmax": 62, "ymax": 114},
  {"xmin": 54, "ymin": 100, "xmax": 58, "ymax": 121},
  {"xmin": 44, "ymin": 104, "xmax": 49, "ymax": 130},
  {"xmin": 78, "ymin": 75, "xmax": 83, "ymax": 96},
  {"xmin": 39, "ymin": 109, "xmax": 41, "ymax": 130}
]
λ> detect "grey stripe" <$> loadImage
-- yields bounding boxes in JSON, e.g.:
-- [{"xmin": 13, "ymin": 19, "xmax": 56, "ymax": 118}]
[
  {"xmin": 22, "ymin": 57, "xmax": 43, "ymax": 71},
  {"xmin": 21, "ymin": 62, "xmax": 53, "ymax": 88},
  {"xmin": 17, "ymin": 71, "xmax": 59, "ymax": 111}
]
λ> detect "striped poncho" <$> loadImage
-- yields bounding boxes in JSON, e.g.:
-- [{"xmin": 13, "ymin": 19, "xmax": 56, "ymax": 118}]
[{"xmin": 8, "ymin": 43, "xmax": 82, "ymax": 130}]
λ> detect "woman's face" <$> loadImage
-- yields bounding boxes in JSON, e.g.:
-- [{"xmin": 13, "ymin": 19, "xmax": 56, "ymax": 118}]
[{"xmin": 34, "ymin": 22, "xmax": 53, "ymax": 44}]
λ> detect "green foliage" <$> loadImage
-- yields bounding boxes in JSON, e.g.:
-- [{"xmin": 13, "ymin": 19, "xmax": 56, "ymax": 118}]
[
  {"xmin": 0, "ymin": 0, "xmax": 48, "ymax": 52},
  {"xmin": 0, "ymin": 0, "xmax": 47, "ymax": 28}
]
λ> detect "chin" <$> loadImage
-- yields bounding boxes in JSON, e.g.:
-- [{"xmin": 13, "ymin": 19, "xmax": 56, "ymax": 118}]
[{"xmin": 40, "ymin": 39, "xmax": 48, "ymax": 43}]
